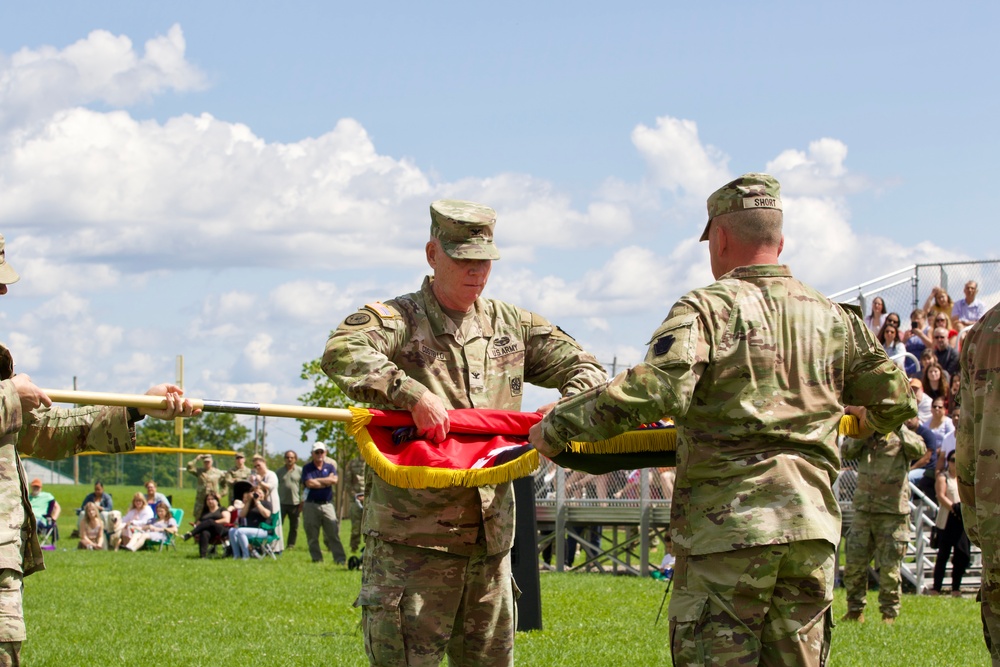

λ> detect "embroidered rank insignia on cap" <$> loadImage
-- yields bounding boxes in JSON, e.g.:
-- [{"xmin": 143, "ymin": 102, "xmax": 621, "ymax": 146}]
[
  {"xmin": 344, "ymin": 312, "xmax": 372, "ymax": 326},
  {"xmin": 653, "ymin": 334, "xmax": 675, "ymax": 357}
]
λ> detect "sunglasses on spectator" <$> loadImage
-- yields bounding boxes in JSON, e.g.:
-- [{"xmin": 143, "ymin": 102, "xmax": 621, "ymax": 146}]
[{"xmin": 934, "ymin": 335, "xmax": 947, "ymax": 339}]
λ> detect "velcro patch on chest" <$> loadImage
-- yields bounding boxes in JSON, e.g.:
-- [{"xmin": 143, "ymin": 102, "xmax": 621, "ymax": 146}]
[{"xmin": 419, "ymin": 344, "xmax": 447, "ymax": 361}]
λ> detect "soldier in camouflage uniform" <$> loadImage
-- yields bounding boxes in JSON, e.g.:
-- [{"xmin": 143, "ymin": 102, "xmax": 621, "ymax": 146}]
[
  {"xmin": 0, "ymin": 233, "xmax": 198, "ymax": 666},
  {"xmin": 957, "ymin": 300, "xmax": 1000, "ymax": 664},
  {"xmin": 343, "ymin": 455, "xmax": 367, "ymax": 554},
  {"xmin": 530, "ymin": 174, "xmax": 915, "ymax": 667},
  {"xmin": 841, "ymin": 426, "xmax": 926, "ymax": 623},
  {"xmin": 185, "ymin": 453, "xmax": 226, "ymax": 522},
  {"xmin": 222, "ymin": 452, "xmax": 253, "ymax": 506},
  {"xmin": 322, "ymin": 200, "xmax": 606, "ymax": 667}
]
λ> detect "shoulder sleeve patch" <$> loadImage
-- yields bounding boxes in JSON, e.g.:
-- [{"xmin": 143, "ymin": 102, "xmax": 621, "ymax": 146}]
[
  {"xmin": 338, "ymin": 301, "xmax": 401, "ymax": 332},
  {"xmin": 645, "ymin": 315, "xmax": 698, "ymax": 368}
]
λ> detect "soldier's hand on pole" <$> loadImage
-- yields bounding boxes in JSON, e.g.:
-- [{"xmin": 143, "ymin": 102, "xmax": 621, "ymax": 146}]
[
  {"xmin": 12, "ymin": 374, "xmax": 51, "ymax": 412},
  {"xmin": 139, "ymin": 384, "xmax": 201, "ymax": 420}
]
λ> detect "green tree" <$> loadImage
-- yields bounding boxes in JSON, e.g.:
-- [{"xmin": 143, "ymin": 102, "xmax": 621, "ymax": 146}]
[{"xmin": 298, "ymin": 358, "xmax": 360, "ymax": 515}]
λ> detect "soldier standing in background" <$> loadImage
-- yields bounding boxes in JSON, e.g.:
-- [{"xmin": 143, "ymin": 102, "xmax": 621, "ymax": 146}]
[
  {"xmin": 222, "ymin": 452, "xmax": 252, "ymax": 506},
  {"xmin": 841, "ymin": 426, "xmax": 926, "ymax": 623},
  {"xmin": 530, "ymin": 174, "xmax": 915, "ymax": 666},
  {"xmin": 343, "ymin": 454, "xmax": 366, "ymax": 556},
  {"xmin": 185, "ymin": 453, "xmax": 226, "ymax": 522},
  {"xmin": 957, "ymin": 301, "xmax": 1000, "ymax": 663},
  {"xmin": 276, "ymin": 450, "xmax": 303, "ymax": 549},
  {"xmin": 323, "ymin": 199, "xmax": 606, "ymax": 667}
]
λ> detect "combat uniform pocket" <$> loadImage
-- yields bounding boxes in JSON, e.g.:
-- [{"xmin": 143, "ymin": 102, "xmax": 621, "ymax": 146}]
[
  {"xmin": 355, "ymin": 584, "xmax": 405, "ymax": 666},
  {"xmin": 669, "ymin": 591, "xmax": 710, "ymax": 667}
]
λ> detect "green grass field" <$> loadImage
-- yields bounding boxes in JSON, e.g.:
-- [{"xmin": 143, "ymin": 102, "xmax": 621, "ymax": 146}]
[{"xmin": 23, "ymin": 485, "xmax": 991, "ymax": 666}]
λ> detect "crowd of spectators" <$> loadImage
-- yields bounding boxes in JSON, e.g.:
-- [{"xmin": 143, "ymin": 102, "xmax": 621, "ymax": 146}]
[{"xmin": 850, "ymin": 281, "xmax": 988, "ymax": 600}]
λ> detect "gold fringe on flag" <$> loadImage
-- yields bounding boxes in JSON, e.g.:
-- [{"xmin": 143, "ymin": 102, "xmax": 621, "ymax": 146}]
[
  {"xmin": 838, "ymin": 414, "xmax": 862, "ymax": 438},
  {"xmin": 569, "ymin": 428, "xmax": 677, "ymax": 454},
  {"xmin": 347, "ymin": 406, "xmax": 540, "ymax": 489}
]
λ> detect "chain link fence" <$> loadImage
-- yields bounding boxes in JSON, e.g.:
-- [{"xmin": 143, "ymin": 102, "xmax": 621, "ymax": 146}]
[{"xmin": 828, "ymin": 260, "xmax": 1000, "ymax": 326}]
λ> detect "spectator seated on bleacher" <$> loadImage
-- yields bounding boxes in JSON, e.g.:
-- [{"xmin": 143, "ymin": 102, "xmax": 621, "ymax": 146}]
[
  {"xmin": 924, "ymin": 398, "xmax": 956, "ymax": 475},
  {"xmin": 78, "ymin": 501, "xmax": 106, "ymax": 551},
  {"xmin": 28, "ymin": 478, "xmax": 59, "ymax": 534},
  {"xmin": 952, "ymin": 280, "xmax": 986, "ymax": 331},
  {"xmin": 906, "ymin": 416, "xmax": 939, "ymax": 498},
  {"xmin": 909, "ymin": 378, "xmax": 932, "ymax": 424},
  {"xmin": 116, "ymin": 493, "xmax": 154, "ymax": 551},
  {"xmin": 931, "ymin": 328, "xmax": 961, "ymax": 375},
  {"xmin": 864, "ymin": 296, "xmax": 887, "ymax": 336},
  {"xmin": 878, "ymin": 321, "xmax": 906, "ymax": 367},
  {"xmin": 922, "ymin": 363, "xmax": 951, "ymax": 403},
  {"xmin": 122, "ymin": 502, "xmax": 177, "ymax": 552},
  {"xmin": 924, "ymin": 286, "xmax": 955, "ymax": 329},
  {"xmin": 902, "ymin": 309, "xmax": 932, "ymax": 376}
]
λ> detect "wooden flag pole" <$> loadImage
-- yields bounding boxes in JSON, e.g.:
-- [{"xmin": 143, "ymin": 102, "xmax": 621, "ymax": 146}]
[{"xmin": 42, "ymin": 389, "xmax": 354, "ymax": 422}]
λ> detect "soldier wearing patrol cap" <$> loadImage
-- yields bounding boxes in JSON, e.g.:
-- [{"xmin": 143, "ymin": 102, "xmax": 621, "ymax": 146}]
[
  {"xmin": 531, "ymin": 173, "xmax": 915, "ymax": 666},
  {"xmin": 0, "ymin": 233, "xmax": 198, "ymax": 664},
  {"xmin": 322, "ymin": 199, "xmax": 606, "ymax": 667}
]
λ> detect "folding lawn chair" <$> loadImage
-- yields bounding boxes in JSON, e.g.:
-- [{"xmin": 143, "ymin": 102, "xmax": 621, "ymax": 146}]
[
  {"xmin": 37, "ymin": 499, "xmax": 59, "ymax": 551},
  {"xmin": 246, "ymin": 511, "xmax": 281, "ymax": 560},
  {"xmin": 653, "ymin": 566, "xmax": 674, "ymax": 626},
  {"xmin": 159, "ymin": 508, "xmax": 185, "ymax": 551}
]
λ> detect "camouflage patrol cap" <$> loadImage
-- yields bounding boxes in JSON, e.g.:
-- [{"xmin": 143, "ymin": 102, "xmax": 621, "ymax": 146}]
[
  {"xmin": 699, "ymin": 173, "xmax": 783, "ymax": 242},
  {"xmin": 430, "ymin": 199, "xmax": 501, "ymax": 260},
  {"xmin": 0, "ymin": 234, "xmax": 20, "ymax": 284}
]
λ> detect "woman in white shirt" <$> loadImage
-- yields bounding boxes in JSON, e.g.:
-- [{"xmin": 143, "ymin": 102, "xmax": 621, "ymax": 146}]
[
  {"xmin": 864, "ymin": 296, "xmax": 887, "ymax": 335},
  {"xmin": 116, "ymin": 493, "xmax": 154, "ymax": 551}
]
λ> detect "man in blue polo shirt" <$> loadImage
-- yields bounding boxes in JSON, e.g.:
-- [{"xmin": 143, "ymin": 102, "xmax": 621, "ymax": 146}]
[{"xmin": 301, "ymin": 442, "xmax": 346, "ymax": 565}]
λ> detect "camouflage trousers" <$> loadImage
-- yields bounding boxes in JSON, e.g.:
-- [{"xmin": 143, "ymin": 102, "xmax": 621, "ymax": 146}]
[
  {"xmin": 0, "ymin": 570, "xmax": 24, "ymax": 645},
  {"xmin": 356, "ymin": 537, "xmax": 514, "ymax": 667},
  {"xmin": 669, "ymin": 540, "xmax": 834, "ymax": 667},
  {"xmin": 979, "ymin": 567, "xmax": 1000, "ymax": 666},
  {"xmin": 843, "ymin": 511, "xmax": 909, "ymax": 618},
  {"xmin": 0, "ymin": 643, "xmax": 20, "ymax": 667}
]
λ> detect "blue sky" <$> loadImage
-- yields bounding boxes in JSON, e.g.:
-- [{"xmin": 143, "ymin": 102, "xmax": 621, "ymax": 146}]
[{"xmin": 1, "ymin": 3, "xmax": 997, "ymax": 455}]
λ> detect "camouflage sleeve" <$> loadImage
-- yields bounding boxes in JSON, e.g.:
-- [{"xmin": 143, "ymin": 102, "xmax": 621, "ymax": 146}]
[
  {"xmin": 185, "ymin": 459, "xmax": 200, "ymax": 476},
  {"xmin": 521, "ymin": 311, "xmax": 607, "ymax": 396},
  {"xmin": 839, "ymin": 305, "xmax": 917, "ymax": 434},
  {"xmin": 900, "ymin": 426, "xmax": 928, "ymax": 462},
  {"xmin": 321, "ymin": 305, "xmax": 427, "ymax": 410},
  {"xmin": 840, "ymin": 436, "xmax": 865, "ymax": 462},
  {"xmin": 16, "ymin": 404, "xmax": 134, "ymax": 461},
  {"xmin": 539, "ymin": 303, "xmax": 708, "ymax": 449},
  {"xmin": 0, "ymin": 379, "xmax": 22, "ymax": 437}
]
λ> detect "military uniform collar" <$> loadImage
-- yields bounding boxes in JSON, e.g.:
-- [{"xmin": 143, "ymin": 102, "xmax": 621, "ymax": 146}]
[
  {"xmin": 420, "ymin": 276, "xmax": 494, "ymax": 341},
  {"xmin": 721, "ymin": 264, "xmax": 792, "ymax": 280}
]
